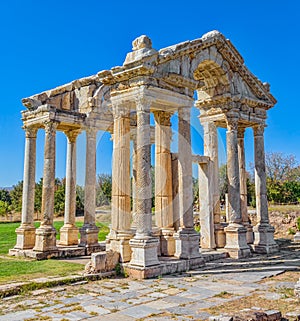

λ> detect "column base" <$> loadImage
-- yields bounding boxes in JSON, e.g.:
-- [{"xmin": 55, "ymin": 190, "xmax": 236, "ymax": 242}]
[
  {"xmin": 33, "ymin": 225, "xmax": 57, "ymax": 252},
  {"xmin": 252, "ymin": 223, "xmax": 279, "ymax": 254},
  {"xmin": 294, "ymin": 231, "xmax": 300, "ymax": 243},
  {"xmin": 129, "ymin": 236, "xmax": 160, "ymax": 268},
  {"xmin": 59, "ymin": 225, "xmax": 79, "ymax": 246},
  {"xmin": 160, "ymin": 228, "xmax": 175, "ymax": 256},
  {"xmin": 224, "ymin": 223, "xmax": 251, "ymax": 258},
  {"xmin": 174, "ymin": 228, "xmax": 201, "ymax": 259},
  {"xmin": 106, "ymin": 230, "xmax": 134, "ymax": 263},
  {"xmin": 214, "ymin": 223, "xmax": 227, "ymax": 248},
  {"xmin": 79, "ymin": 224, "xmax": 99, "ymax": 247},
  {"xmin": 13, "ymin": 224, "xmax": 36, "ymax": 250}
]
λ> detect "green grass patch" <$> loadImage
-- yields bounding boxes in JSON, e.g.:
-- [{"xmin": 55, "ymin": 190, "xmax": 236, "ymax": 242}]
[
  {"xmin": 0, "ymin": 258, "xmax": 83, "ymax": 284},
  {"xmin": 0, "ymin": 221, "xmax": 109, "ymax": 255}
]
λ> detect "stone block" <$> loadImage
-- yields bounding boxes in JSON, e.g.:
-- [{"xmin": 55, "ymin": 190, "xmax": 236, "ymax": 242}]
[
  {"xmin": 294, "ymin": 231, "xmax": 300, "ymax": 242},
  {"xmin": 59, "ymin": 226, "xmax": 79, "ymax": 246},
  {"xmin": 224, "ymin": 223, "xmax": 251, "ymax": 258},
  {"xmin": 253, "ymin": 223, "xmax": 279, "ymax": 254},
  {"xmin": 33, "ymin": 226, "xmax": 57, "ymax": 252},
  {"xmin": 14, "ymin": 225, "xmax": 36, "ymax": 250},
  {"xmin": 174, "ymin": 228, "xmax": 201, "ymax": 259}
]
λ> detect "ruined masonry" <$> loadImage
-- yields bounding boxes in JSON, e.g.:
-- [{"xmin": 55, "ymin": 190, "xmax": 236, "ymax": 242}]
[{"xmin": 10, "ymin": 31, "xmax": 278, "ymax": 278}]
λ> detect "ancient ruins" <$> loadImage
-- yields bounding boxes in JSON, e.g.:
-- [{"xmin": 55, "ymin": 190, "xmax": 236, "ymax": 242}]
[{"xmin": 10, "ymin": 31, "xmax": 278, "ymax": 278}]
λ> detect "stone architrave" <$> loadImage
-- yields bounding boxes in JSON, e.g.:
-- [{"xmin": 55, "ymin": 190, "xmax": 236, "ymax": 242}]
[
  {"xmin": 237, "ymin": 127, "xmax": 253, "ymax": 244},
  {"xmin": 174, "ymin": 107, "xmax": 202, "ymax": 260},
  {"xmin": 60, "ymin": 129, "xmax": 80, "ymax": 246},
  {"xmin": 154, "ymin": 111, "xmax": 175, "ymax": 256},
  {"xmin": 129, "ymin": 94, "xmax": 160, "ymax": 272},
  {"xmin": 224, "ymin": 118, "xmax": 250, "ymax": 258},
  {"xmin": 33, "ymin": 121, "xmax": 58, "ymax": 252},
  {"xmin": 14, "ymin": 127, "xmax": 38, "ymax": 250},
  {"xmin": 106, "ymin": 103, "xmax": 133, "ymax": 262},
  {"xmin": 79, "ymin": 127, "xmax": 99, "ymax": 247},
  {"xmin": 252, "ymin": 124, "xmax": 278, "ymax": 253}
]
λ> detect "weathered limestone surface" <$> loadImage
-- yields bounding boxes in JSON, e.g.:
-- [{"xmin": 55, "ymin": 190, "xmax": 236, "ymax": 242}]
[
  {"xmin": 252, "ymin": 124, "xmax": 278, "ymax": 254},
  {"xmin": 79, "ymin": 128, "xmax": 99, "ymax": 247},
  {"xmin": 60, "ymin": 130, "xmax": 80, "ymax": 246},
  {"xmin": 12, "ymin": 31, "xmax": 277, "ymax": 278},
  {"xmin": 14, "ymin": 127, "xmax": 37, "ymax": 250},
  {"xmin": 33, "ymin": 121, "xmax": 58, "ymax": 252},
  {"xmin": 224, "ymin": 118, "xmax": 250, "ymax": 259}
]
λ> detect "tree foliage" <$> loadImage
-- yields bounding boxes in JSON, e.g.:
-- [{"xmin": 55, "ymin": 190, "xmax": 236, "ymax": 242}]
[{"xmin": 96, "ymin": 174, "xmax": 112, "ymax": 207}]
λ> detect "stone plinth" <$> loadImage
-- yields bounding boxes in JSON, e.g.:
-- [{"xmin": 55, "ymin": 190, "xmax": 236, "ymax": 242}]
[
  {"xmin": 245, "ymin": 223, "xmax": 254, "ymax": 244},
  {"xmin": 160, "ymin": 228, "xmax": 175, "ymax": 257},
  {"xmin": 224, "ymin": 223, "xmax": 251, "ymax": 258},
  {"xmin": 214, "ymin": 223, "xmax": 227, "ymax": 248},
  {"xmin": 129, "ymin": 237, "xmax": 160, "ymax": 268},
  {"xmin": 106, "ymin": 231, "xmax": 133, "ymax": 263},
  {"xmin": 79, "ymin": 224, "xmax": 99, "ymax": 248},
  {"xmin": 252, "ymin": 223, "xmax": 278, "ymax": 254},
  {"xmin": 59, "ymin": 225, "xmax": 79, "ymax": 246},
  {"xmin": 14, "ymin": 225, "xmax": 36, "ymax": 250},
  {"xmin": 174, "ymin": 228, "xmax": 202, "ymax": 259},
  {"xmin": 33, "ymin": 226, "xmax": 57, "ymax": 252}
]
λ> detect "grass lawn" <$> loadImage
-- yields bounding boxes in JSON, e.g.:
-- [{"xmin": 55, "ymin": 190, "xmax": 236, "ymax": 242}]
[
  {"xmin": 0, "ymin": 221, "xmax": 109, "ymax": 255},
  {"xmin": 0, "ymin": 220, "xmax": 110, "ymax": 284}
]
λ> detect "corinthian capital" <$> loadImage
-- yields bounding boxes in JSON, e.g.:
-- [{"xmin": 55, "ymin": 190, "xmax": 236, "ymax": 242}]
[
  {"xmin": 237, "ymin": 127, "xmax": 246, "ymax": 139},
  {"xmin": 64, "ymin": 129, "xmax": 81, "ymax": 143},
  {"xmin": 23, "ymin": 126, "xmax": 38, "ymax": 138},
  {"xmin": 135, "ymin": 95, "xmax": 153, "ymax": 112},
  {"xmin": 43, "ymin": 121, "xmax": 58, "ymax": 136},
  {"xmin": 226, "ymin": 117, "xmax": 238, "ymax": 132},
  {"xmin": 112, "ymin": 104, "xmax": 130, "ymax": 119},
  {"xmin": 253, "ymin": 123, "xmax": 265, "ymax": 136},
  {"xmin": 153, "ymin": 111, "xmax": 172, "ymax": 126}
]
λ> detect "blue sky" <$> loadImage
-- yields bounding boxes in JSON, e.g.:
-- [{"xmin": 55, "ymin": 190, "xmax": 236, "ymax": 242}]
[{"xmin": 0, "ymin": 0, "xmax": 299, "ymax": 187}]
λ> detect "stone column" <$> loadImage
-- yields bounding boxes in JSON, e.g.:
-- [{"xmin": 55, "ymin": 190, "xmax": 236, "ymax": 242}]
[
  {"xmin": 154, "ymin": 111, "xmax": 175, "ymax": 256},
  {"xmin": 224, "ymin": 118, "xmax": 250, "ymax": 258},
  {"xmin": 60, "ymin": 130, "xmax": 80, "ymax": 246},
  {"xmin": 237, "ymin": 127, "xmax": 253, "ymax": 244},
  {"xmin": 14, "ymin": 127, "xmax": 38, "ymax": 250},
  {"xmin": 252, "ymin": 124, "xmax": 278, "ymax": 253},
  {"xmin": 201, "ymin": 121, "xmax": 220, "ymax": 248},
  {"xmin": 33, "ymin": 121, "xmax": 58, "ymax": 252},
  {"xmin": 106, "ymin": 105, "xmax": 133, "ymax": 262},
  {"xmin": 79, "ymin": 128, "xmax": 99, "ymax": 248},
  {"xmin": 174, "ymin": 107, "xmax": 202, "ymax": 260},
  {"xmin": 129, "ymin": 96, "xmax": 160, "ymax": 271},
  {"xmin": 132, "ymin": 135, "xmax": 137, "ymax": 226}
]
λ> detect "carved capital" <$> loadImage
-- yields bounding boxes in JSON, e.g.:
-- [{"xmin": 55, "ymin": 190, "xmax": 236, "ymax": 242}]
[
  {"xmin": 178, "ymin": 107, "xmax": 190, "ymax": 122},
  {"xmin": 23, "ymin": 126, "xmax": 38, "ymax": 139},
  {"xmin": 112, "ymin": 103, "xmax": 130, "ymax": 119},
  {"xmin": 65, "ymin": 129, "xmax": 81, "ymax": 143},
  {"xmin": 135, "ymin": 95, "xmax": 153, "ymax": 112},
  {"xmin": 153, "ymin": 111, "xmax": 172, "ymax": 126},
  {"xmin": 253, "ymin": 123, "xmax": 265, "ymax": 136},
  {"xmin": 43, "ymin": 121, "xmax": 58, "ymax": 136},
  {"xmin": 226, "ymin": 118, "xmax": 238, "ymax": 132},
  {"xmin": 85, "ymin": 127, "xmax": 98, "ymax": 138},
  {"xmin": 237, "ymin": 127, "xmax": 246, "ymax": 139}
]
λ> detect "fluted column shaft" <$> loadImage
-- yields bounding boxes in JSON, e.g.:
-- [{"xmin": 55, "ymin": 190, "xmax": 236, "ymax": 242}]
[
  {"xmin": 253, "ymin": 124, "xmax": 269, "ymax": 224},
  {"xmin": 178, "ymin": 107, "xmax": 193, "ymax": 229},
  {"xmin": 13, "ymin": 127, "xmax": 38, "ymax": 250},
  {"xmin": 154, "ymin": 111, "xmax": 173, "ymax": 228},
  {"xmin": 84, "ymin": 128, "xmax": 97, "ymax": 225},
  {"xmin": 60, "ymin": 130, "xmax": 80, "ymax": 246},
  {"xmin": 237, "ymin": 128, "xmax": 248, "ymax": 224},
  {"xmin": 64, "ymin": 130, "xmax": 79, "ymax": 226},
  {"xmin": 132, "ymin": 136, "xmax": 137, "ymax": 225},
  {"xmin": 202, "ymin": 121, "xmax": 220, "ymax": 224},
  {"xmin": 111, "ymin": 106, "xmax": 131, "ymax": 232},
  {"xmin": 226, "ymin": 118, "xmax": 242, "ymax": 224},
  {"xmin": 41, "ymin": 121, "xmax": 58, "ymax": 227},
  {"xmin": 135, "ymin": 98, "xmax": 152, "ymax": 237},
  {"xmin": 21, "ymin": 127, "xmax": 38, "ymax": 226}
]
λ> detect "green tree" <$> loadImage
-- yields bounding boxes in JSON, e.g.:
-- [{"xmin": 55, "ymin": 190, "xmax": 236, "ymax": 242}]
[
  {"xmin": 96, "ymin": 173, "xmax": 112, "ymax": 207},
  {"xmin": 34, "ymin": 178, "xmax": 43, "ymax": 215},
  {"xmin": 0, "ymin": 200, "xmax": 11, "ymax": 218},
  {"xmin": 0, "ymin": 189, "xmax": 11, "ymax": 204},
  {"xmin": 10, "ymin": 181, "xmax": 23, "ymax": 212},
  {"xmin": 76, "ymin": 185, "xmax": 84, "ymax": 215},
  {"xmin": 219, "ymin": 164, "xmax": 228, "ymax": 201},
  {"xmin": 54, "ymin": 178, "xmax": 65, "ymax": 216}
]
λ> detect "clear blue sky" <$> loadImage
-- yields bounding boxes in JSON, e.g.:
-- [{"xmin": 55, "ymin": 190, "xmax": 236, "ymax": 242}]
[{"xmin": 0, "ymin": 0, "xmax": 299, "ymax": 187}]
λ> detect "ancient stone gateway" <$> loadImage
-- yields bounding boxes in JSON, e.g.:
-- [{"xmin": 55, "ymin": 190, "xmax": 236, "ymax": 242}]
[{"xmin": 10, "ymin": 31, "xmax": 278, "ymax": 278}]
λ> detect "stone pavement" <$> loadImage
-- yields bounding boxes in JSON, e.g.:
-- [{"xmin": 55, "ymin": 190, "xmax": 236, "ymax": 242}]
[{"xmin": 0, "ymin": 243, "xmax": 299, "ymax": 321}]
